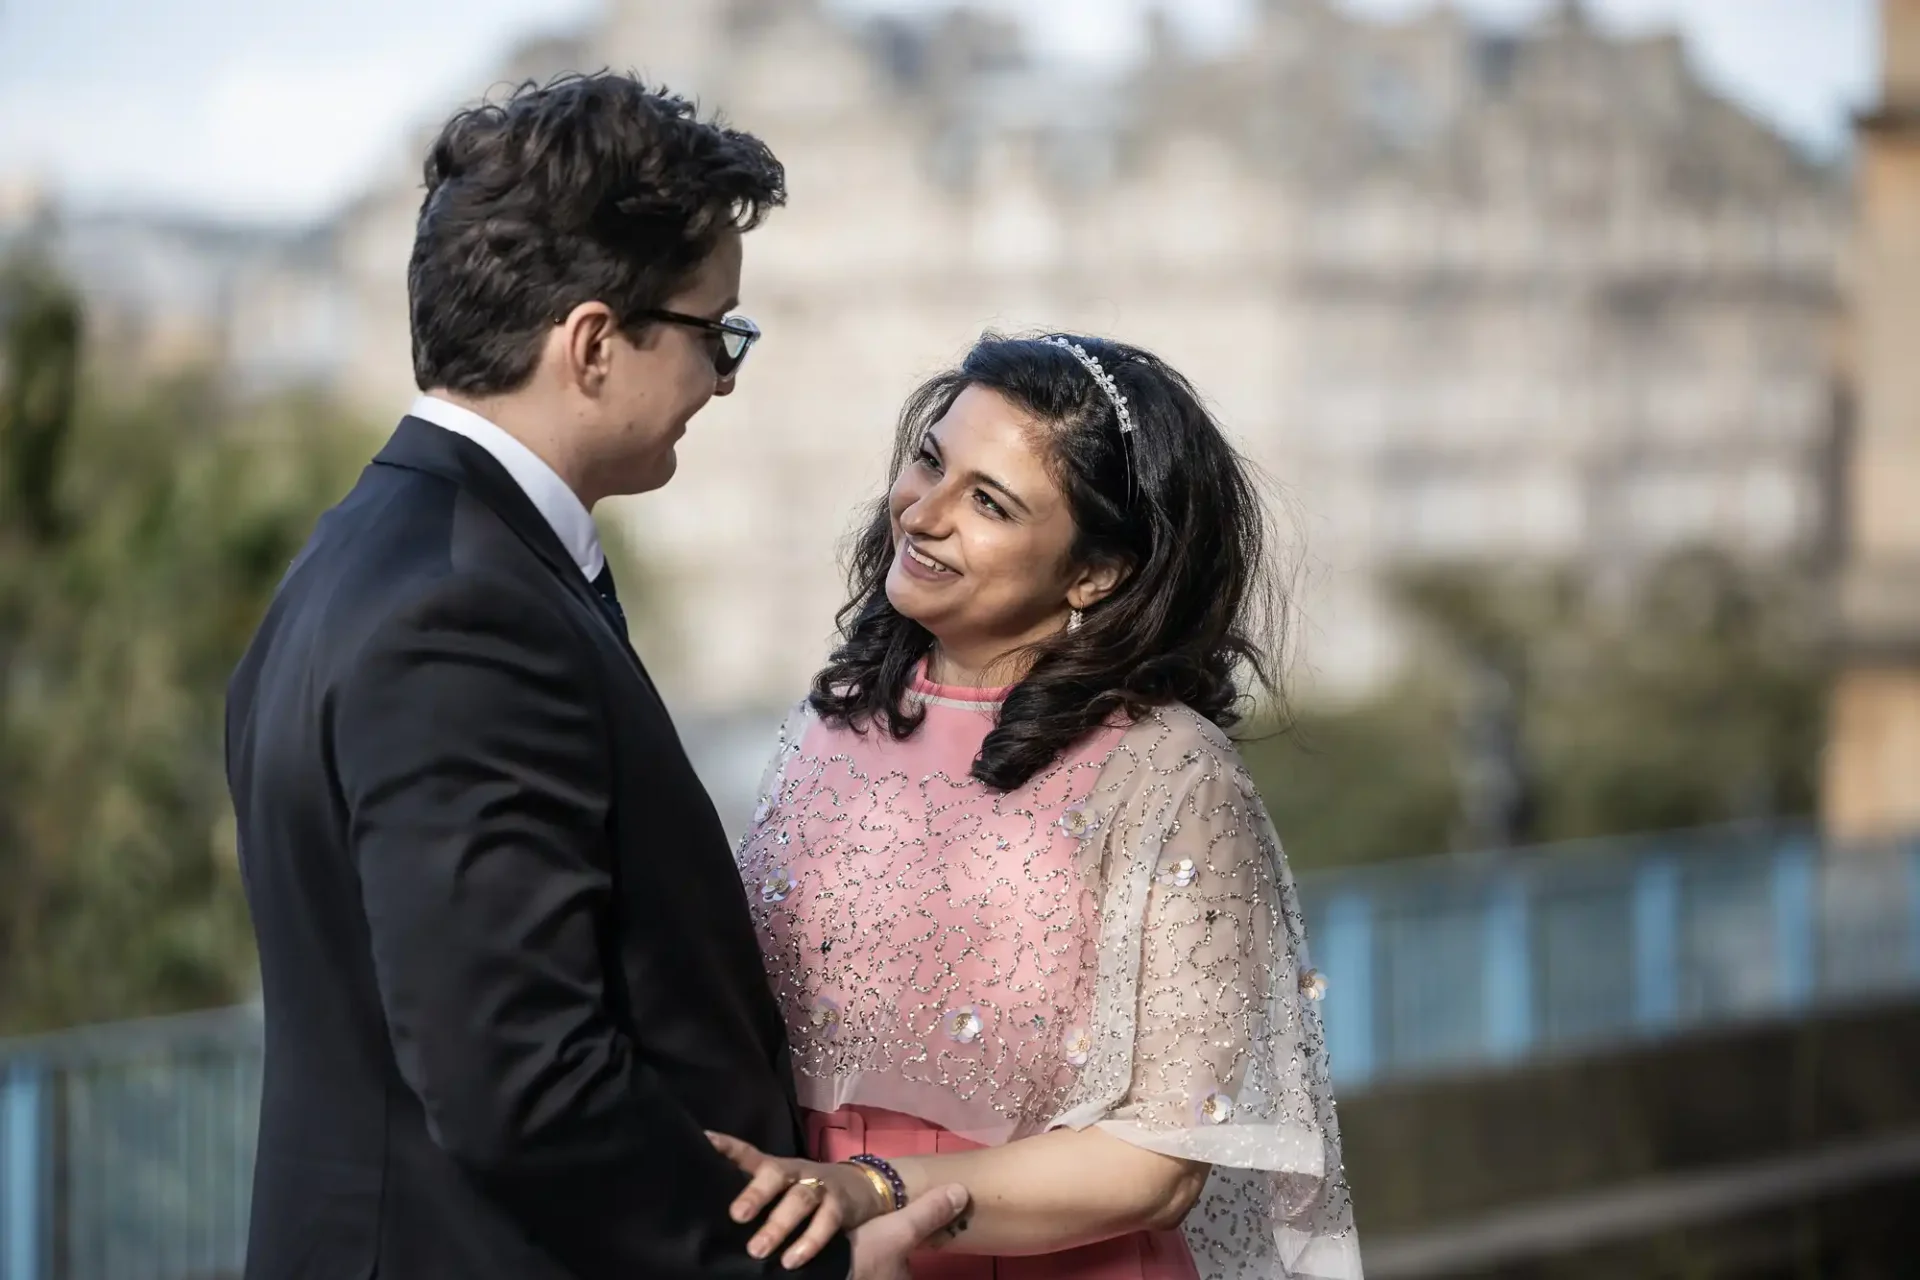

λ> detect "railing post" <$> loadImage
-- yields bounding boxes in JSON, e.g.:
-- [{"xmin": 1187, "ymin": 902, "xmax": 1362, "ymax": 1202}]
[
  {"xmin": 1320, "ymin": 890, "xmax": 1375, "ymax": 1088},
  {"xmin": 1633, "ymin": 853, "xmax": 1680, "ymax": 1033},
  {"xmin": 2, "ymin": 1060, "xmax": 42, "ymax": 1280},
  {"xmin": 1907, "ymin": 837, "xmax": 1920, "ymax": 982},
  {"xmin": 1771, "ymin": 835, "xmax": 1817, "ymax": 1011},
  {"xmin": 1483, "ymin": 874, "xmax": 1532, "ymax": 1061}
]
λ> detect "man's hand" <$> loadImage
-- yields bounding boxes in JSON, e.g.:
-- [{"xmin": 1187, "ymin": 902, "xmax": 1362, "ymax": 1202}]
[
  {"xmin": 709, "ymin": 1132, "xmax": 886, "ymax": 1266},
  {"xmin": 706, "ymin": 1131, "xmax": 967, "ymax": 1276},
  {"xmin": 848, "ymin": 1183, "xmax": 970, "ymax": 1280}
]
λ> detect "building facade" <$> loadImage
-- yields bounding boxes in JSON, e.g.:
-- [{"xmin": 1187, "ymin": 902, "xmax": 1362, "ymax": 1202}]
[{"xmin": 41, "ymin": 0, "xmax": 1848, "ymax": 714}]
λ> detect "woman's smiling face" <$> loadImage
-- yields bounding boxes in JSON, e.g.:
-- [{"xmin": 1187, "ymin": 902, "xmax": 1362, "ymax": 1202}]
[{"xmin": 884, "ymin": 384, "xmax": 1111, "ymax": 670}]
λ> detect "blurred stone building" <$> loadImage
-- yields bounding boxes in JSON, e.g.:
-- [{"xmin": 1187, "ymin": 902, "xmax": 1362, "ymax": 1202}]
[
  {"xmin": 1828, "ymin": 0, "xmax": 1920, "ymax": 842},
  {"xmin": 30, "ymin": 0, "xmax": 1851, "ymax": 714}
]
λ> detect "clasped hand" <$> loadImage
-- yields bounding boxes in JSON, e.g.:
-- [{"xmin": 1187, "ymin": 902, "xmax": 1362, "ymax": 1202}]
[{"xmin": 707, "ymin": 1131, "xmax": 967, "ymax": 1278}]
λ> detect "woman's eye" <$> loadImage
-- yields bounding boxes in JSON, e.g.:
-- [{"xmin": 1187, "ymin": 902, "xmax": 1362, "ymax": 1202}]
[
  {"xmin": 917, "ymin": 446, "xmax": 941, "ymax": 471},
  {"xmin": 975, "ymin": 490, "xmax": 1006, "ymax": 518}
]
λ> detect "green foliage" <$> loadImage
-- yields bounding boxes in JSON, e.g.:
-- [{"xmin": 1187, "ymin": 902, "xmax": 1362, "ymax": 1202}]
[
  {"xmin": 1247, "ymin": 550, "xmax": 1827, "ymax": 871},
  {"xmin": 1240, "ymin": 676, "xmax": 1461, "ymax": 871},
  {"xmin": 0, "ymin": 262, "xmax": 367, "ymax": 1035},
  {"xmin": 0, "ymin": 259, "xmax": 79, "ymax": 540}
]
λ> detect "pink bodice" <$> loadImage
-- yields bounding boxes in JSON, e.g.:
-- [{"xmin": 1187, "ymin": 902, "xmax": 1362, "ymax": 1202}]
[{"xmin": 737, "ymin": 673, "xmax": 1125, "ymax": 1144}]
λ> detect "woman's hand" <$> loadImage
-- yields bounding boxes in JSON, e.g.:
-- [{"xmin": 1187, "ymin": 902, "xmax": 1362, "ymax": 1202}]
[{"xmin": 707, "ymin": 1131, "xmax": 894, "ymax": 1269}]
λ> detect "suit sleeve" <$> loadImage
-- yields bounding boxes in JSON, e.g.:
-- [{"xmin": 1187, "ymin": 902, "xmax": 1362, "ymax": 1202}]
[{"xmin": 332, "ymin": 570, "xmax": 849, "ymax": 1280}]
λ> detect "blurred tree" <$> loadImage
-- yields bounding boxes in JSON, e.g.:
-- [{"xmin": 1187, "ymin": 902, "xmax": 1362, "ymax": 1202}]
[
  {"xmin": 1239, "ymin": 675, "xmax": 1461, "ymax": 871},
  {"xmin": 0, "ymin": 260, "xmax": 367, "ymax": 1034},
  {"xmin": 1247, "ymin": 550, "xmax": 1827, "ymax": 871},
  {"xmin": 0, "ymin": 259, "xmax": 77, "ymax": 540},
  {"xmin": 1523, "ymin": 551, "xmax": 1824, "ymax": 840}
]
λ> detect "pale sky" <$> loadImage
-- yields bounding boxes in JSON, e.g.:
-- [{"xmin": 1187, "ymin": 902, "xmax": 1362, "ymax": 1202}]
[{"xmin": 0, "ymin": 0, "xmax": 1875, "ymax": 225}]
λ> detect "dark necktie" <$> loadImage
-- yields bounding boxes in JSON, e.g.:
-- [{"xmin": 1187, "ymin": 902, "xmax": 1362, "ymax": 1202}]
[
  {"xmin": 592, "ymin": 560, "xmax": 661, "ymax": 700},
  {"xmin": 591, "ymin": 563, "xmax": 627, "ymax": 636}
]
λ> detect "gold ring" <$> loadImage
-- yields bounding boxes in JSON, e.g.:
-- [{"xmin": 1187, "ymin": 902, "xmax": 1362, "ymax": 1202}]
[{"xmin": 795, "ymin": 1177, "xmax": 826, "ymax": 1191}]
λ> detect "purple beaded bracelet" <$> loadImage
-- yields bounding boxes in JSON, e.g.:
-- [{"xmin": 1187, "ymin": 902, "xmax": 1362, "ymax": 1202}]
[{"xmin": 844, "ymin": 1153, "xmax": 908, "ymax": 1211}]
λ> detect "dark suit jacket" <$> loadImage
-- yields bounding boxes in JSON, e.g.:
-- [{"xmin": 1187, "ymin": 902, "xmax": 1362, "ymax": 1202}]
[{"xmin": 225, "ymin": 417, "xmax": 848, "ymax": 1280}]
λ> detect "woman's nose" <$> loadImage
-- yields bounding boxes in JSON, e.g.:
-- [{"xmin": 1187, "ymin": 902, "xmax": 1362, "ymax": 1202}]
[
  {"xmin": 898, "ymin": 489, "xmax": 947, "ymax": 537},
  {"xmin": 894, "ymin": 495, "xmax": 933, "ymax": 533},
  {"xmin": 902, "ymin": 475, "xmax": 956, "ymax": 529}
]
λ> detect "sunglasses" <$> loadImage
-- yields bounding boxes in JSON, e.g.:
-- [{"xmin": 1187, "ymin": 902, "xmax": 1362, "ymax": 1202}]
[{"xmin": 634, "ymin": 309, "xmax": 761, "ymax": 380}]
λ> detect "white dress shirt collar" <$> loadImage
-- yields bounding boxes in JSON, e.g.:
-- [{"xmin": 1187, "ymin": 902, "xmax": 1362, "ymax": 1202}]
[{"xmin": 407, "ymin": 394, "xmax": 604, "ymax": 581}]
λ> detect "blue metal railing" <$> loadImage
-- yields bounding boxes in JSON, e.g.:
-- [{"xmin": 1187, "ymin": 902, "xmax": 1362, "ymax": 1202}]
[
  {"xmin": 1300, "ymin": 822, "xmax": 1920, "ymax": 1088},
  {"xmin": 2, "ymin": 823, "xmax": 1918, "ymax": 1278},
  {"xmin": 0, "ymin": 1009, "xmax": 260, "ymax": 1280}
]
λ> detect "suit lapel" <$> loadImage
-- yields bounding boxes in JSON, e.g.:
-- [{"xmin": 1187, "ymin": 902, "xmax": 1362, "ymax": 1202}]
[{"xmin": 372, "ymin": 417, "xmax": 663, "ymax": 699}]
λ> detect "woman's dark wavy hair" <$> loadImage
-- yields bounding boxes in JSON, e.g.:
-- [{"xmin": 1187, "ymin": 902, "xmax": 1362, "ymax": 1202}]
[{"xmin": 810, "ymin": 333, "xmax": 1288, "ymax": 791}]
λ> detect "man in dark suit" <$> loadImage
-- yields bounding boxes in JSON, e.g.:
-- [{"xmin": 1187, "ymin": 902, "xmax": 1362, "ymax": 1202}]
[{"xmin": 225, "ymin": 74, "xmax": 964, "ymax": 1280}]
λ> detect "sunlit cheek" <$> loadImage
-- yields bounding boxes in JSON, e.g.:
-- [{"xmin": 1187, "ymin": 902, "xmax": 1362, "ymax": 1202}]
[
  {"xmin": 1006, "ymin": 529, "xmax": 1082, "ymax": 621},
  {"xmin": 958, "ymin": 527, "xmax": 1038, "ymax": 617}
]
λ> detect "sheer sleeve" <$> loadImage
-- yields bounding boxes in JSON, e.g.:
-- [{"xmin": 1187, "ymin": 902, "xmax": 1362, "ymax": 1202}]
[
  {"xmin": 735, "ymin": 699, "xmax": 812, "ymax": 859},
  {"xmin": 1052, "ymin": 710, "xmax": 1361, "ymax": 1279}
]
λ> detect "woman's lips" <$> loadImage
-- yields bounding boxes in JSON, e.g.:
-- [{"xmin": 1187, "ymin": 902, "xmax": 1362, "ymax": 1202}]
[{"xmin": 899, "ymin": 539, "xmax": 957, "ymax": 580}]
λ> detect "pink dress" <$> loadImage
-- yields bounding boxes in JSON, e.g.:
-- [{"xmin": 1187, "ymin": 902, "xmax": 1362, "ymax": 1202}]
[
  {"xmin": 741, "ymin": 669, "xmax": 1192, "ymax": 1277},
  {"xmin": 736, "ymin": 668, "xmax": 1362, "ymax": 1280}
]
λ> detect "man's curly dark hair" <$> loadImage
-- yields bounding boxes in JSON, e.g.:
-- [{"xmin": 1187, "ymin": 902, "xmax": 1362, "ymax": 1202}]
[{"xmin": 408, "ymin": 72, "xmax": 787, "ymax": 396}]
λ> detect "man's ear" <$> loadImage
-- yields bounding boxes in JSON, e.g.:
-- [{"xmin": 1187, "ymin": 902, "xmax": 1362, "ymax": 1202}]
[{"xmin": 556, "ymin": 301, "xmax": 622, "ymax": 394}]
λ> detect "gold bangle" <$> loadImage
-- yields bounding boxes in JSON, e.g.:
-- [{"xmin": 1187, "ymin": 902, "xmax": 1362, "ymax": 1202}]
[{"xmin": 845, "ymin": 1161, "xmax": 898, "ymax": 1212}]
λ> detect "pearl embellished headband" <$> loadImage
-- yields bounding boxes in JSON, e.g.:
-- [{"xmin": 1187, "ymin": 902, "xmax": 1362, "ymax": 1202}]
[{"xmin": 1041, "ymin": 336, "xmax": 1135, "ymax": 435}]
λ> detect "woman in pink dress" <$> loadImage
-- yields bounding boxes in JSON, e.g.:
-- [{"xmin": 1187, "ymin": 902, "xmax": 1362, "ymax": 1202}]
[{"xmin": 714, "ymin": 334, "xmax": 1360, "ymax": 1279}]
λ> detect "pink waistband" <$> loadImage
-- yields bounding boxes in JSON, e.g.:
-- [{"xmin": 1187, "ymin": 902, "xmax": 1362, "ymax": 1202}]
[{"xmin": 804, "ymin": 1104, "xmax": 988, "ymax": 1157}]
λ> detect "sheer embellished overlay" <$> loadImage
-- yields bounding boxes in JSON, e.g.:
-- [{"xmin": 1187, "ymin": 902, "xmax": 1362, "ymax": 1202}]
[{"xmin": 736, "ymin": 673, "xmax": 1361, "ymax": 1279}]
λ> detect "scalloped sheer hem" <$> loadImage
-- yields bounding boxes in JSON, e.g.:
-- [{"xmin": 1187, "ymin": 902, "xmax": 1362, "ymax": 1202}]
[
  {"xmin": 1089, "ymin": 1119, "xmax": 1327, "ymax": 1180},
  {"xmin": 1094, "ymin": 1124, "xmax": 1360, "ymax": 1278},
  {"xmin": 1266, "ymin": 1233, "xmax": 1365, "ymax": 1280}
]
